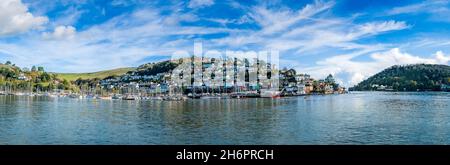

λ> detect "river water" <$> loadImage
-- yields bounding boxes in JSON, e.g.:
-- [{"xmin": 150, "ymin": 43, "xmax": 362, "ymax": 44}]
[{"xmin": 0, "ymin": 92, "xmax": 449, "ymax": 144}]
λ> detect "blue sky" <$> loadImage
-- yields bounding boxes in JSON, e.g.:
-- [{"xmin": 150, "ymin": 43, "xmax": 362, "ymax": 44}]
[{"xmin": 0, "ymin": 0, "xmax": 450, "ymax": 86}]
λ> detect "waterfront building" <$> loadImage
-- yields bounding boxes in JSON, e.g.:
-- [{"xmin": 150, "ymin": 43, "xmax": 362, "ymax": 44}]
[
  {"xmin": 297, "ymin": 83, "xmax": 306, "ymax": 94},
  {"xmin": 17, "ymin": 73, "xmax": 30, "ymax": 81}
]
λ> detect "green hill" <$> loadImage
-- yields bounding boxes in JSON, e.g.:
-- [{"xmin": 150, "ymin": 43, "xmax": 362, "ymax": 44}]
[
  {"xmin": 0, "ymin": 64, "xmax": 20, "ymax": 71},
  {"xmin": 134, "ymin": 60, "xmax": 179, "ymax": 76},
  {"xmin": 0, "ymin": 64, "xmax": 21, "ymax": 79},
  {"xmin": 351, "ymin": 64, "xmax": 450, "ymax": 91},
  {"xmin": 56, "ymin": 67, "xmax": 135, "ymax": 81}
]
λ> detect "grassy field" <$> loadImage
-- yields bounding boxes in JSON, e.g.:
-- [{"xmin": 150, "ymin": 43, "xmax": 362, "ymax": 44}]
[{"xmin": 55, "ymin": 67, "xmax": 135, "ymax": 81}]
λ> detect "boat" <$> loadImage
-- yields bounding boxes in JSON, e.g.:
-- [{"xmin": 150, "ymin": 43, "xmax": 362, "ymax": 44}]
[
  {"xmin": 230, "ymin": 92, "xmax": 246, "ymax": 99},
  {"xmin": 45, "ymin": 93, "xmax": 57, "ymax": 98},
  {"xmin": 69, "ymin": 94, "xmax": 83, "ymax": 99},
  {"xmin": 163, "ymin": 95, "xmax": 187, "ymax": 101},
  {"xmin": 150, "ymin": 96, "xmax": 164, "ymax": 100},
  {"xmin": 122, "ymin": 95, "xmax": 138, "ymax": 100},
  {"xmin": 15, "ymin": 92, "xmax": 26, "ymax": 96},
  {"xmin": 244, "ymin": 91, "xmax": 260, "ymax": 98},
  {"xmin": 200, "ymin": 95, "xmax": 222, "ymax": 99},
  {"xmin": 187, "ymin": 93, "xmax": 201, "ymax": 99},
  {"xmin": 293, "ymin": 91, "xmax": 306, "ymax": 96},
  {"xmin": 260, "ymin": 89, "xmax": 281, "ymax": 98},
  {"xmin": 112, "ymin": 94, "xmax": 122, "ymax": 100},
  {"xmin": 85, "ymin": 95, "xmax": 96, "ymax": 99},
  {"xmin": 98, "ymin": 96, "xmax": 112, "ymax": 100}
]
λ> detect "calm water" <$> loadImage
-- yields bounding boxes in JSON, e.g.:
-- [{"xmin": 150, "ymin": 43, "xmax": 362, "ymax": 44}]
[{"xmin": 0, "ymin": 92, "xmax": 449, "ymax": 144}]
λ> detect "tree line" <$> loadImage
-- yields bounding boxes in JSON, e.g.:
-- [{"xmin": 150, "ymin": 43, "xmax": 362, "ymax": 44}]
[
  {"xmin": 0, "ymin": 61, "xmax": 73, "ymax": 92},
  {"xmin": 351, "ymin": 64, "xmax": 450, "ymax": 91}
]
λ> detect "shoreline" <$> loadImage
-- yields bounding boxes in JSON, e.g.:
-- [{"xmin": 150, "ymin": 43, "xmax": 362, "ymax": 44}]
[{"xmin": 0, "ymin": 91, "xmax": 348, "ymax": 100}]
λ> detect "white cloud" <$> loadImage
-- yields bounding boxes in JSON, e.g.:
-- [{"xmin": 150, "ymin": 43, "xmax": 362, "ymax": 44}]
[
  {"xmin": 387, "ymin": 0, "xmax": 448, "ymax": 15},
  {"xmin": 110, "ymin": 0, "xmax": 132, "ymax": 7},
  {"xmin": 52, "ymin": 6, "xmax": 86, "ymax": 27},
  {"xmin": 302, "ymin": 21, "xmax": 408, "ymax": 51},
  {"xmin": 354, "ymin": 21, "xmax": 409, "ymax": 36},
  {"xmin": 0, "ymin": 6, "xmax": 233, "ymax": 72},
  {"xmin": 204, "ymin": 1, "xmax": 415, "ymax": 88},
  {"xmin": 302, "ymin": 48, "xmax": 450, "ymax": 87},
  {"xmin": 205, "ymin": 15, "xmax": 254, "ymax": 26},
  {"xmin": 386, "ymin": 0, "xmax": 450, "ymax": 22},
  {"xmin": 0, "ymin": 0, "xmax": 438, "ymax": 85},
  {"xmin": 435, "ymin": 51, "xmax": 450, "ymax": 63},
  {"xmin": 42, "ymin": 25, "xmax": 76, "ymax": 40},
  {"xmin": 212, "ymin": 0, "xmax": 409, "ymax": 55},
  {"xmin": 370, "ymin": 48, "xmax": 448, "ymax": 65},
  {"xmin": 246, "ymin": 19, "xmax": 407, "ymax": 54},
  {"xmin": 0, "ymin": 0, "xmax": 48, "ymax": 36},
  {"xmin": 350, "ymin": 73, "xmax": 365, "ymax": 86},
  {"xmin": 249, "ymin": 0, "xmax": 335, "ymax": 35},
  {"xmin": 188, "ymin": 0, "xmax": 214, "ymax": 8}
]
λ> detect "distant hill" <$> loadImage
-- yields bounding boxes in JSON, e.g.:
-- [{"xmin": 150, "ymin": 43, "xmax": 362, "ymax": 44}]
[
  {"xmin": 350, "ymin": 64, "xmax": 450, "ymax": 91},
  {"xmin": 56, "ymin": 67, "xmax": 135, "ymax": 81},
  {"xmin": 134, "ymin": 60, "xmax": 179, "ymax": 76},
  {"xmin": 0, "ymin": 64, "xmax": 20, "ymax": 71},
  {"xmin": 0, "ymin": 64, "xmax": 21, "ymax": 79},
  {"xmin": 54, "ymin": 60, "xmax": 179, "ymax": 82}
]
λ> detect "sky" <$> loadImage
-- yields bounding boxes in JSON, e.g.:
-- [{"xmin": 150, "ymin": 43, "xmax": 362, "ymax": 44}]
[{"xmin": 0, "ymin": 0, "xmax": 450, "ymax": 87}]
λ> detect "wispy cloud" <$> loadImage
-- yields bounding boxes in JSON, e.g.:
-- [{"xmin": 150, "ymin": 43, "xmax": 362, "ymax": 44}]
[
  {"xmin": 188, "ymin": 0, "xmax": 214, "ymax": 9},
  {"xmin": 0, "ymin": 4, "xmax": 230, "ymax": 72},
  {"xmin": 212, "ymin": 1, "xmax": 408, "ymax": 54},
  {"xmin": 387, "ymin": 0, "xmax": 449, "ymax": 15},
  {"xmin": 386, "ymin": 0, "xmax": 450, "ymax": 22},
  {"xmin": 0, "ymin": 0, "xmax": 449, "ymax": 86},
  {"xmin": 249, "ymin": 0, "xmax": 335, "ymax": 35}
]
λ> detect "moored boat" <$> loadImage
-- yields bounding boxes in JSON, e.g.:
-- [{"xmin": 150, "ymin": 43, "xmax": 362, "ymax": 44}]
[
  {"xmin": 122, "ymin": 95, "xmax": 138, "ymax": 100},
  {"xmin": 150, "ymin": 96, "xmax": 164, "ymax": 100},
  {"xmin": 98, "ymin": 96, "xmax": 112, "ymax": 100},
  {"xmin": 112, "ymin": 94, "xmax": 122, "ymax": 99},
  {"xmin": 260, "ymin": 89, "xmax": 281, "ymax": 98},
  {"xmin": 69, "ymin": 94, "xmax": 83, "ymax": 99},
  {"xmin": 187, "ymin": 93, "xmax": 201, "ymax": 99}
]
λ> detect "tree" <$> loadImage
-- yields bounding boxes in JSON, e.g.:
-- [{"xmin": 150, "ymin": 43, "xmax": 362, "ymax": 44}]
[
  {"xmin": 51, "ymin": 74, "xmax": 58, "ymax": 80},
  {"xmin": 62, "ymin": 79, "xmax": 70, "ymax": 90},
  {"xmin": 135, "ymin": 61, "xmax": 179, "ymax": 76},
  {"xmin": 325, "ymin": 74, "xmax": 335, "ymax": 84},
  {"xmin": 31, "ymin": 66, "xmax": 37, "ymax": 72},
  {"xmin": 38, "ymin": 66, "xmax": 44, "ymax": 72},
  {"xmin": 351, "ymin": 64, "xmax": 450, "ymax": 91},
  {"xmin": 48, "ymin": 83, "xmax": 55, "ymax": 91},
  {"xmin": 5, "ymin": 61, "xmax": 11, "ymax": 65},
  {"xmin": 0, "ymin": 67, "xmax": 18, "ymax": 79},
  {"xmin": 41, "ymin": 72, "xmax": 51, "ymax": 82}
]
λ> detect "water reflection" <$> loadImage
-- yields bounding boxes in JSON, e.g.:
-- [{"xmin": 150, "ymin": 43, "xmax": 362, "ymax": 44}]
[{"xmin": 0, "ymin": 92, "xmax": 449, "ymax": 144}]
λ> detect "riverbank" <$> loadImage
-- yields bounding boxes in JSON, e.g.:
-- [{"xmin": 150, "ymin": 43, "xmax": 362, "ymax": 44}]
[{"xmin": 0, "ymin": 90, "xmax": 347, "ymax": 101}]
